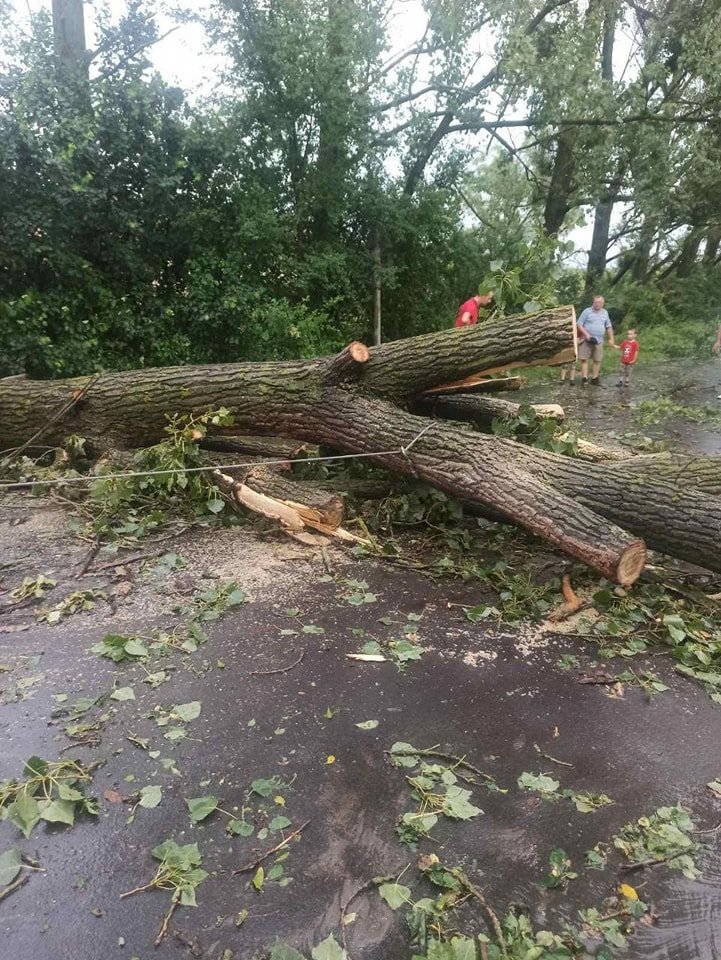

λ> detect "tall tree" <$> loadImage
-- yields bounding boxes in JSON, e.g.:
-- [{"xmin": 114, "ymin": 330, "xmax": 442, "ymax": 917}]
[{"xmin": 51, "ymin": 0, "xmax": 88, "ymax": 78}]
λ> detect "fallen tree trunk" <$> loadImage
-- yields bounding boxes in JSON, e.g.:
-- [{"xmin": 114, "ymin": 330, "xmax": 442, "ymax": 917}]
[
  {"xmin": 0, "ymin": 308, "xmax": 575, "ymax": 450},
  {"xmin": 199, "ymin": 435, "xmax": 315, "ymax": 461},
  {"xmin": 1, "ymin": 306, "xmax": 717, "ymax": 581},
  {"xmin": 609, "ymin": 453, "xmax": 721, "ymax": 497},
  {"xmin": 411, "ymin": 394, "xmax": 564, "ymax": 430}
]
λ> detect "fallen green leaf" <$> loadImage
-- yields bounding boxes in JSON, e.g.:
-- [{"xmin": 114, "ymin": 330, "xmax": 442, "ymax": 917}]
[{"xmin": 186, "ymin": 795, "xmax": 219, "ymax": 823}]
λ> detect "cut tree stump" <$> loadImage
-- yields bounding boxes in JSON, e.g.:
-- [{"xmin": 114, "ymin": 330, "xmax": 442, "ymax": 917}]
[{"xmin": 1, "ymin": 306, "xmax": 719, "ymax": 581}]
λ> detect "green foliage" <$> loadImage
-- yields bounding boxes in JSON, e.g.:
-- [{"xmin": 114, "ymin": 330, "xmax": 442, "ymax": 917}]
[
  {"xmin": 476, "ymin": 238, "xmax": 564, "ymax": 319},
  {"xmin": 92, "ymin": 633, "xmax": 150, "ymax": 662},
  {"xmin": 517, "ymin": 772, "xmax": 560, "ymax": 799},
  {"xmin": 186, "ymin": 796, "xmax": 219, "ymax": 823},
  {"xmin": 491, "ymin": 406, "xmax": 579, "ymax": 456},
  {"xmin": 407, "ymin": 855, "xmax": 651, "ymax": 959},
  {"xmin": 613, "ymin": 271, "xmax": 721, "ymax": 361},
  {"xmin": 567, "ymin": 792, "xmax": 614, "ymax": 814},
  {"xmin": 0, "ymin": 848, "xmax": 23, "ymax": 887},
  {"xmin": 0, "ymin": 757, "xmax": 97, "ymax": 837},
  {"xmin": 11, "ymin": 574, "xmax": 56, "ymax": 600},
  {"xmin": 177, "ymin": 580, "xmax": 248, "ymax": 621},
  {"xmin": 1, "ymin": 0, "xmax": 720, "ymax": 376},
  {"xmin": 542, "ymin": 849, "xmax": 578, "ymax": 890},
  {"xmin": 39, "ymin": 589, "xmax": 100, "ymax": 624},
  {"xmin": 144, "ymin": 839, "xmax": 208, "ymax": 906},
  {"xmin": 582, "ymin": 579, "xmax": 721, "ymax": 702},
  {"xmin": 633, "ymin": 397, "xmax": 721, "ymax": 426},
  {"xmin": 86, "ymin": 408, "xmax": 235, "ymax": 543},
  {"xmin": 613, "ymin": 805, "xmax": 700, "ymax": 879},
  {"xmin": 388, "ymin": 742, "xmax": 483, "ymax": 845},
  {"xmin": 353, "ymin": 630, "xmax": 425, "ymax": 671}
]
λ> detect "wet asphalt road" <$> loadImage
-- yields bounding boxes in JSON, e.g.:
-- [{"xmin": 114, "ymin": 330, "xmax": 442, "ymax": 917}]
[{"xmin": 2, "ymin": 532, "xmax": 721, "ymax": 960}]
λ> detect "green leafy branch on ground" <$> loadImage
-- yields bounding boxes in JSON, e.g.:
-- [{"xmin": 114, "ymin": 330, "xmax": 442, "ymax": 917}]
[
  {"xmin": 377, "ymin": 851, "xmax": 652, "ymax": 960},
  {"xmin": 613, "ymin": 805, "xmax": 700, "ymax": 879},
  {"xmin": 39, "ymin": 589, "xmax": 102, "ymax": 624},
  {"xmin": 388, "ymin": 742, "xmax": 497, "ymax": 845},
  {"xmin": 91, "ymin": 579, "xmax": 247, "ymax": 663},
  {"xmin": 120, "ymin": 839, "xmax": 208, "ymax": 946},
  {"xmin": 517, "ymin": 772, "xmax": 613, "ymax": 813},
  {"xmin": 3, "ymin": 408, "xmax": 238, "ymax": 551},
  {"xmin": 0, "ymin": 757, "xmax": 97, "ymax": 838},
  {"xmin": 350, "ymin": 612, "xmax": 426, "ymax": 669},
  {"xmin": 10, "ymin": 574, "xmax": 56, "ymax": 601},
  {"xmin": 582, "ymin": 579, "xmax": 721, "ymax": 701},
  {"xmin": 633, "ymin": 397, "xmax": 721, "ymax": 426}
]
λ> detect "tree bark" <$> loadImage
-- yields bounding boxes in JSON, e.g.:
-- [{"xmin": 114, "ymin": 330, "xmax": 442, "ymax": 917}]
[
  {"xmin": 200, "ymin": 436, "xmax": 315, "ymax": 461},
  {"xmin": 411, "ymin": 394, "xmax": 564, "ymax": 430},
  {"xmin": 609, "ymin": 454, "xmax": 721, "ymax": 499},
  {"xmin": 675, "ymin": 225, "xmax": 704, "ymax": 277},
  {"xmin": 543, "ymin": 129, "xmax": 578, "ymax": 236}
]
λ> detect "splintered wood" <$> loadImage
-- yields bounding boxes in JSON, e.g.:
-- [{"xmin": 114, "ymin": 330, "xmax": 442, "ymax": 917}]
[{"xmin": 213, "ymin": 471, "xmax": 365, "ymax": 547}]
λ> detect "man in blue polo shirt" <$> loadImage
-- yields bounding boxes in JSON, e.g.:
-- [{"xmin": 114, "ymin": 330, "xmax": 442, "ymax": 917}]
[{"xmin": 577, "ymin": 295, "xmax": 616, "ymax": 386}]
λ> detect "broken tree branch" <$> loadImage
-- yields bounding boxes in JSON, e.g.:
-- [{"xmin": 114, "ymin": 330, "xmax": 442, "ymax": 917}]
[{"xmin": 233, "ymin": 819, "xmax": 311, "ymax": 875}]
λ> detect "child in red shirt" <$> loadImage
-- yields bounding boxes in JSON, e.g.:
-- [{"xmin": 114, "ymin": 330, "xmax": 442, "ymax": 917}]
[{"xmin": 616, "ymin": 328, "xmax": 639, "ymax": 387}]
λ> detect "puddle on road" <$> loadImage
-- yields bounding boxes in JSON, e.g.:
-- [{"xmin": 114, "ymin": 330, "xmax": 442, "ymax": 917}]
[{"xmin": 631, "ymin": 845, "xmax": 721, "ymax": 960}]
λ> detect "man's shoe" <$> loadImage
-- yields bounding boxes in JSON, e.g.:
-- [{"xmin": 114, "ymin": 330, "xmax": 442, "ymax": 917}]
[
  {"xmin": 591, "ymin": 377, "xmax": 601, "ymax": 386},
  {"xmin": 581, "ymin": 377, "xmax": 588, "ymax": 386}
]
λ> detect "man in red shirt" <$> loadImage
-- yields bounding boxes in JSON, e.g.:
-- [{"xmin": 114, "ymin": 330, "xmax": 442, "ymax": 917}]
[
  {"xmin": 455, "ymin": 291, "xmax": 494, "ymax": 328},
  {"xmin": 616, "ymin": 328, "xmax": 639, "ymax": 387}
]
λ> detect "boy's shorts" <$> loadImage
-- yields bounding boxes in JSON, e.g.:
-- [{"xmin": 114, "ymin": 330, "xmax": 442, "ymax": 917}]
[{"xmin": 578, "ymin": 340, "xmax": 603, "ymax": 362}]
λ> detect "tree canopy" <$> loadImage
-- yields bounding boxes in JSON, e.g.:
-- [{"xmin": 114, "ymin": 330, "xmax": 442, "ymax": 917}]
[{"xmin": 1, "ymin": 0, "xmax": 719, "ymax": 377}]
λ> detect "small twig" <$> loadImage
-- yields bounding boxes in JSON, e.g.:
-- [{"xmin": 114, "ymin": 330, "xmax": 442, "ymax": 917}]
[
  {"xmin": 233, "ymin": 819, "xmax": 311, "ymax": 875},
  {"xmin": 533, "ymin": 743, "xmax": 574, "ymax": 768},
  {"xmin": 76, "ymin": 537, "xmax": 101, "ymax": 578},
  {"xmin": 340, "ymin": 873, "xmax": 399, "ymax": 952},
  {"xmin": 119, "ymin": 880, "xmax": 157, "ymax": 899},
  {"xmin": 692, "ymin": 821, "xmax": 721, "ymax": 835},
  {"xmin": 0, "ymin": 873, "xmax": 30, "ymax": 902},
  {"xmin": 154, "ymin": 898, "xmax": 178, "ymax": 947},
  {"xmin": 249, "ymin": 650, "xmax": 305, "ymax": 676},
  {"xmin": 449, "ymin": 868, "xmax": 508, "ymax": 957},
  {"xmin": 91, "ymin": 548, "xmax": 164, "ymax": 573},
  {"xmin": 385, "ymin": 745, "xmax": 498, "ymax": 783},
  {"xmin": 577, "ymin": 671, "xmax": 619, "ymax": 686},
  {"xmin": 620, "ymin": 851, "xmax": 689, "ymax": 873},
  {"xmin": 59, "ymin": 736, "xmax": 101, "ymax": 754}
]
